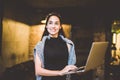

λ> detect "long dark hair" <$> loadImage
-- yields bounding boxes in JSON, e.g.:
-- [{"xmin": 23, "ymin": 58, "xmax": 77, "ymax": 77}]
[{"xmin": 42, "ymin": 12, "xmax": 65, "ymax": 38}]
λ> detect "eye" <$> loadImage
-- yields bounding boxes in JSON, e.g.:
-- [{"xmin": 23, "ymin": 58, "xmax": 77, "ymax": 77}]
[
  {"xmin": 48, "ymin": 21, "xmax": 52, "ymax": 24},
  {"xmin": 55, "ymin": 22, "xmax": 60, "ymax": 25}
]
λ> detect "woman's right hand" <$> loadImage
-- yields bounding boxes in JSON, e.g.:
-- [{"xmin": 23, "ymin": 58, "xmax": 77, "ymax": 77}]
[{"xmin": 59, "ymin": 65, "xmax": 78, "ymax": 76}]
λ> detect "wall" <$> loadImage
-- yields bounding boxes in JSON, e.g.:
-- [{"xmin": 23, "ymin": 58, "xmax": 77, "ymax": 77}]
[
  {"xmin": 2, "ymin": 18, "xmax": 29, "ymax": 68},
  {"xmin": 29, "ymin": 24, "xmax": 45, "ymax": 59}
]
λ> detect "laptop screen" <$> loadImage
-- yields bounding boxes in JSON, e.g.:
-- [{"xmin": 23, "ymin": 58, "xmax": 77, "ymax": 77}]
[{"xmin": 84, "ymin": 42, "xmax": 108, "ymax": 72}]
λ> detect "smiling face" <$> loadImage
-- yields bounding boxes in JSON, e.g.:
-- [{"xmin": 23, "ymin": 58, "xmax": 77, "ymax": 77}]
[{"xmin": 46, "ymin": 15, "xmax": 61, "ymax": 38}]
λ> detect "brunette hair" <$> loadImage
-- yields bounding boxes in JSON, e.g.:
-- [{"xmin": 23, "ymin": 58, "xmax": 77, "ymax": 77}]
[{"xmin": 42, "ymin": 12, "xmax": 65, "ymax": 37}]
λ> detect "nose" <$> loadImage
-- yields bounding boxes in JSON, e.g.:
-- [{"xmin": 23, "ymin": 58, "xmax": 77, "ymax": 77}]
[{"xmin": 51, "ymin": 24, "xmax": 55, "ymax": 28}]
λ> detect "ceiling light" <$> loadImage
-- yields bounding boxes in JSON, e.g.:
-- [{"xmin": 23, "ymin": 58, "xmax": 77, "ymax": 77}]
[{"xmin": 41, "ymin": 20, "xmax": 46, "ymax": 24}]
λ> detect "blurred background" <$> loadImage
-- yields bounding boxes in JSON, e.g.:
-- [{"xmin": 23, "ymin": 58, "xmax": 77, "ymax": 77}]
[{"xmin": 0, "ymin": 0, "xmax": 120, "ymax": 80}]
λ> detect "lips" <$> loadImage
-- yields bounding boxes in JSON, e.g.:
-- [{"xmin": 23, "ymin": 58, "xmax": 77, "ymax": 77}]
[{"xmin": 50, "ymin": 28, "xmax": 56, "ymax": 32}]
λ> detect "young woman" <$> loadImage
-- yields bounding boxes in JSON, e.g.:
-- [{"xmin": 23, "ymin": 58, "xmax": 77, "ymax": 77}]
[{"xmin": 34, "ymin": 12, "xmax": 77, "ymax": 80}]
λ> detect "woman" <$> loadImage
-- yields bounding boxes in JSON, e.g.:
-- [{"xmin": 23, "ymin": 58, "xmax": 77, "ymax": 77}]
[{"xmin": 34, "ymin": 12, "xmax": 77, "ymax": 80}]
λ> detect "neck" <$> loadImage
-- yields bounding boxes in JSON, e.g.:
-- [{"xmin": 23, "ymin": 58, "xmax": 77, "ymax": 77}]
[{"xmin": 49, "ymin": 34, "xmax": 58, "ymax": 38}]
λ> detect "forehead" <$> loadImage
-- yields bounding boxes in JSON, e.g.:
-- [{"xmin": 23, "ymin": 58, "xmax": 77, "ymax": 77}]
[{"xmin": 48, "ymin": 16, "xmax": 60, "ymax": 21}]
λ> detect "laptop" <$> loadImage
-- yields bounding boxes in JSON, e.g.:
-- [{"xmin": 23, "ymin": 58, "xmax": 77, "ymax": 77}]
[{"xmin": 64, "ymin": 42, "xmax": 109, "ymax": 75}]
